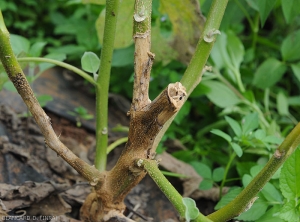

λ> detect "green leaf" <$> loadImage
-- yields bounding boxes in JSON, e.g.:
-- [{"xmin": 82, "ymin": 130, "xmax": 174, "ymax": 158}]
[
  {"xmin": 10, "ymin": 34, "xmax": 30, "ymax": 56},
  {"xmin": 261, "ymin": 182, "xmax": 283, "ymax": 203},
  {"xmin": 255, "ymin": 0, "xmax": 277, "ymax": 27},
  {"xmin": 242, "ymin": 113, "xmax": 259, "ymax": 135},
  {"xmin": 277, "ymin": 91, "xmax": 289, "ymax": 116},
  {"xmin": 182, "ymin": 197, "xmax": 200, "ymax": 222},
  {"xmin": 256, "ymin": 205, "xmax": 285, "ymax": 222},
  {"xmin": 280, "ymin": 148, "xmax": 300, "ymax": 200},
  {"xmin": 190, "ymin": 162, "xmax": 212, "ymax": 179},
  {"xmin": 199, "ymin": 178, "xmax": 213, "ymax": 190},
  {"xmin": 112, "ymin": 44, "xmax": 134, "ymax": 67},
  {"xmin": 281, "ymin": 0, "xmax": 300, "ymax": 24},
  {"xmin": 226, "ymin": 30, "xmax": 244, "ymax": 70},
  {"xmin": 281, "ymin": 30, "xmax": 300, "ymax": 62},
  {"xmin": 81, "ymin": 52, "xmax": 100, "ymax": 74},
  {"xmin": 29, "ymin": 42, "xmax": 47, "ymax": 57},
  {"xmin": 213, "ymin": 167, "xmax": 225, "ymax": 182},
  {"xmin": 254, "ymin": 129, "xmax": 266, "ymax": 140},
  {"xmin": 225, "ymin": 116, "xmax": 242, "ymax": 137},
  {"xmin": 291, "ymin": 62, "xmax": 300, "ymax": 83},
  {"xmin": 202, "ymin": 80, "xmax": 241, "ymax": 108},
  {"xmin": 215, "ymin": 187, "xmax": 243, "ymax": 209},
  {"xmin": 81, "ymin": 0, "xmax": 105, "ymax": 5},
  {"xmin": 230, "ymin": 142, "xmax": 243, "ymax": 157},
  {"xmin": 36, "ymin": 94, "xmax": 53, "ymax": 107},
  {"xmin": 211, "ymin": 129, "xmax": 232, "ymax": 142},
  {"xmin": 174, "ymin": 101, "xmax": 191, "ymax": 124},
  {"xmin": 237, "ymin": 197, "xmax": 269, "ymax": 221},
  {"xmin": 96, "ymin": 0, "xmax": 134, "ymax": 48},
  {"xmin": 253, "ymin": 58, "xmax": 287, "ymax": 89},
  {"xmin": 289, "ymin": 96, "xmax": 300, "ymax": 106},
  {"xmin": 279, "ymin": 200, "xmax": 300, "ymax": 222}
]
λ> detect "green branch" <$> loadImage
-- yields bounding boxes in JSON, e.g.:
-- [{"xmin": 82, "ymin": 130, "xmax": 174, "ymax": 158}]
[
  {"xmin": 94, "ymin": 0, "xmax": 120, "ymax": 171},
  {"xmin": 17, "ymin": 57, "xmax": 96, "ymax": 85},
  {"xmin": 208, "ymin": 122, "xmax": 300, "ymax": 221},
  {"xmin": 136, "ymin": 159, "xmax": 212, "ymax": 222}
]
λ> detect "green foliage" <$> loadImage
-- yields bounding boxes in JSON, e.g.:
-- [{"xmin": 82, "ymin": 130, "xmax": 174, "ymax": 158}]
[
  {"xmin": 67, "ymin": 106, "xmax": 94, "ymax": 127},
  {"xmin": 182, "ymin": 197, "xmax": 200, "ymax": 222}
]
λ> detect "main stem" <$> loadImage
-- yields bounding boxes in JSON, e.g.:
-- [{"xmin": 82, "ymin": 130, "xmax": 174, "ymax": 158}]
[{"xmin": 95, "ymin": 0, "xmax": 120, "ymax": 171}]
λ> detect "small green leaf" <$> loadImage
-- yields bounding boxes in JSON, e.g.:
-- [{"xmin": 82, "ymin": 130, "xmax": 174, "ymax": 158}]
[
  {"xmin": 81, "ymin": 52, "xmax": 100, "ymax": 74},
  {"xmin": 202, "ymin": 80, "xmax": 241, "ymax": 108},
  {"xmin": 36, "ymin": 94, "xmax": 53, "ymax": 107},
  {"xmin": 230, "ymin": 142, "xmax": 243, "ymax": 157},
  {"xmin": 182, "ymin": 197, "xmax": 200, "ymax": 222},
  {"xmin": 281, "ymin": 30, "xmax": 300, "ymax": 62},
  {"xmin": 277, "ymin": 91, "xmax": 289, "ymax": 116},
  {"xmin": 242, "ymin": 113, "xmax": 259, "ymax": 135},
  {"xmin": 199, "ymin": 178, "xmax": 213, "ymax": 190},
  {"xmin": 253, "ymin": 58, "xmax": 287, "ymax": 89},
  {"xmin": 213, "ymin": 167, "xmax": 225, "ymax": 182},
  {"xmin": 211, "ymin": 129, "xmax": 232, "ymax": 142},
  {"xmin": 190, "ymin": 162, "xmax": 212, "ymax": 179},
  {"xmin": 256, "ymin": 0, "xmax": 277, "ymax": 27},
  {"xmin": 281, "ymin": 0, "xmax": 300, "ymax": 24},
  {"xmin": 291, "ymin": 62, "xmax": 300, "ymax": 83},
  {"xmin": 174, "ymin": 101, "xmax": 191, "ymax": 124},
  {"xmin": 112, "ymin": 45, "xmax": 134, "ymax": 67},
  {"xmin": 225, "ymin": 116, "xmax": 242, "ymax": 137}
]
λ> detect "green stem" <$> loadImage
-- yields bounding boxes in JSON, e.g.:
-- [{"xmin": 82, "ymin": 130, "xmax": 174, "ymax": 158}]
[
  {"xmin": 219, "ymin": 152, "xmax": 236, "ymax": 198},
  {"xmin": 137, "ymin": 159, "xmax": 212, "ymax": 222},
  {"xmin": 94, "ymin": 0, "xmax": 120, "ymax": 171},
  {"xmin": 106, "ymin": 137, "xmax": 128, "ymax": 154},
  {"xmin": 17, "ymin": 57, "xmax": 96, "ymax": 85},
  {"xmin": 208, "ymin": 122, "xmax": 300, "ymax": 221},
  {"xmin": 154, "ymin": 0, "xmax": 229, "ymax": 152}
]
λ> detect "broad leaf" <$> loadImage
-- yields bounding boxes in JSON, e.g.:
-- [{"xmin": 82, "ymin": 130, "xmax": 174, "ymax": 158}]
[
  {"xmin": 96, "ymin": 0, "xmax": 134, "ymax": 48},
  {"xmin": 39, "ymin": 53, "xmax": 66, "ymax": 72},
  {"xmin": 10, "ymin": 34, "xmax": 30, "ymax": 56},
  {"xmin": 82, "ymin": 0, "xmax": 105, "ymax": 4},
  {"xmin": 29, "ymin": 42, "xmax": 47, "ymax": 57},
  {"xmin": 279, "ymin": 200, "xmax": 300, "ymax": 222},
  {"xmin": 226, "ymin": 30, "xmax": 244, "ymax": 70},
  {"xmin": 202, "ymin": 80, "xmax": 240, "ymax": 108},
  {"xmin": 281, "ymin": 30, "xmax": 300, "ymax": 62},
  {"xmin": 213, "ymin": 167, "xmax": 225, "ymax": 182},
  {"xmin": 281, "ymin": 0, "xmax": 300, "ymax": 24},
  {"xmin": 237, "ymin": 197, "xmax": 269, "ymax": 221},
  {"xmin": 280, "ymin": 148, "xmax": 300, "ymax": 200},
  {"xmin": 215, "ymin": 187, "xmax": 243, "ymax": 209},
  {"xmin": 253, "ymin": 58, "xmax": 287, "ymax": 89},
  {"xmin": 255, "ymin": 0, "xmax": 277, "ymax": 27},
  {"xmin": 190, "ymin": 162, "xmax": 211, "ymax": 179}
]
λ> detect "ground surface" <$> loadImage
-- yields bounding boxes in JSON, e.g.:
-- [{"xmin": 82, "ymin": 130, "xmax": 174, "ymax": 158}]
[{"xmin": 0, "ymin": 68, "xmax": 216, "ymax": 222}]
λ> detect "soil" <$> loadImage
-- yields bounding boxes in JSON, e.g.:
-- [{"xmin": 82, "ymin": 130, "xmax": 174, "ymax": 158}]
[{"xmin": 0, "ymin": 68, "xmax": 216, "ymax": 222}]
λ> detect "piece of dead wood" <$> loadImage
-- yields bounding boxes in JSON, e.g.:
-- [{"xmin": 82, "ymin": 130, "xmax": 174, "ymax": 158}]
[
  {"xmin": 157, "ymin": 152, "xmax": 228, "ymax": 201},
  {"xmin": 0, "ymin": 181, "xmax": 70, "ymax": 212}
]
